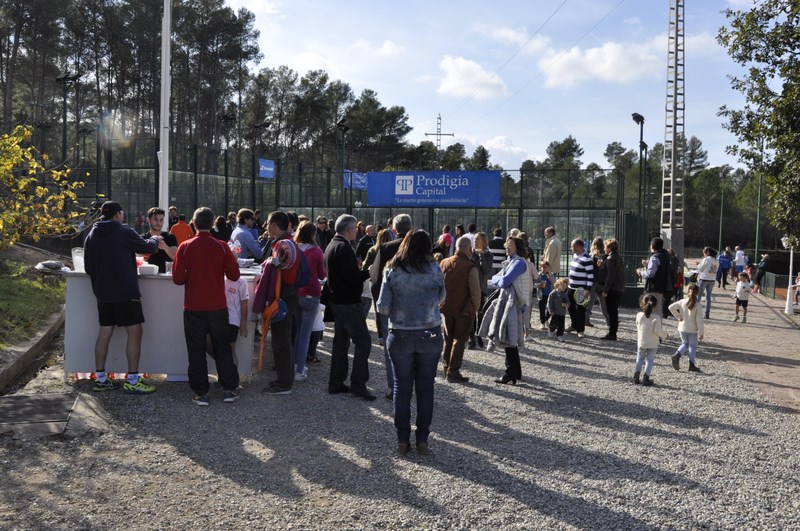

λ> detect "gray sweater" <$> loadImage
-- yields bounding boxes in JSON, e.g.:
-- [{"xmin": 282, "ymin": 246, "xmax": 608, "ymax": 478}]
[{"xmin": 547, "ymin": 289, "xmax": 569, "ymax": 316}]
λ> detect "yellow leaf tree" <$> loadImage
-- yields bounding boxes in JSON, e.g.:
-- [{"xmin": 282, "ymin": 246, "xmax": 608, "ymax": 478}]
[{"xmin": 0, "ymin": 126, "xmax": 85, "ymax": 249}]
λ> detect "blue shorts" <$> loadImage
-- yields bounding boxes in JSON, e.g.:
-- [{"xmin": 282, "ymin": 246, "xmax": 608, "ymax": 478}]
[{"xmin": 735, "ymin": 265, "xmax": 745, "ymax": 273}]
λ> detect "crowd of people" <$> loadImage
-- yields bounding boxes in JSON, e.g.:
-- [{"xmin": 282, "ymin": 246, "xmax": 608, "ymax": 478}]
[{"xmin": 83, "ymin": 202, "xmax": 769, "ymax": 456}]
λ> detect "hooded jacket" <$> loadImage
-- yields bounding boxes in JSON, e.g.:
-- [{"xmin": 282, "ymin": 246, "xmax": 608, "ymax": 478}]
[{"xmin": 84, "ymin": 220, "xmax": 159, "ymax": 303}]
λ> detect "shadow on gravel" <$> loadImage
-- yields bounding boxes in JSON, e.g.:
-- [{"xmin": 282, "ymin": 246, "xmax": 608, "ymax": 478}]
[{"xmin": 426, "ymin": 390, "xmax": 698, "ymax": 528}]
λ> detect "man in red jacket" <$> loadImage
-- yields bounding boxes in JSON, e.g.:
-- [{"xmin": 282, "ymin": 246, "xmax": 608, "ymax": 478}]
[{"xmin": 172, "ymin": 207, "xmax": 241, "ymax": 406}]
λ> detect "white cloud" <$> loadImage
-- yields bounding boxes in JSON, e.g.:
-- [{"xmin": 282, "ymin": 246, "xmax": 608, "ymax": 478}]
[
  {"xmin": 481, "ymin": 26, "xmax": 550, "ymax": 54},
  {"xmin": 351, "ymin": 39, "xmax": 405, "ymax": 57},
  {"xmin": 491, "ymin": 27, "xmax": 529, "ymax": 46},
  {"xmin": 621, "ymin": 16, "xmax": 642, "ymax": 26},
  {"xmin": 485, "ymin": 135, "xmax": 528, "ymax": 156},
  {"xmin": 437, "ymin": 56, "xmax": 507, "ymax": 99},
  {"xmin": 292, "ymin": 51, "xmax": 341, "ymax": 78},
  {"xmin": 537, "ymin": 40, "xmax": 661, "ymax": 89}
]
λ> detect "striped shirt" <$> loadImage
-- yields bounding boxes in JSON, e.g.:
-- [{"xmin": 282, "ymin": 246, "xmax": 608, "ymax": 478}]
[
  {"xmin": 568, "ymin": 251, "xmax": 594, "ymax": 289},
  {"xmin": 488, "ymin": 238, "xmax": 506, "ymax": 272}
]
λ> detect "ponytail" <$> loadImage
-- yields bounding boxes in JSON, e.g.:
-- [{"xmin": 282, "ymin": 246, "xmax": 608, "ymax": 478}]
[
  {"xmin": 686, "ymin": 284, "xmax": 699, "ymax": 311},
  {"xmin": 640, "ymin": 294, "xmax": 658, "ymax": 318}
]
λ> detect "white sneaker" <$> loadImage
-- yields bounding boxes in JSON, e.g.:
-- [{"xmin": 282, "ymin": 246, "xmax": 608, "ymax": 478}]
[
  {"xmin": 741, "ymin": 316, "xmax": 747, "ymax": 323},
  {"xmin": 576, "ymin": 332, "xmax": 585, "ymax": 339},
  {"xmin": 733, "ymin": 315, "xmax": 739, "ymax": 322},
  {"xmin": 294, "ymin": 372, "xmax": 307, "ymax": 382},
  {"xmin": 548, "ymin": 330, "xmax": 555, "ymax": 339},
  {"xmin": 540, "ymin": 324, "xmax": 549, "ymax": 331}
]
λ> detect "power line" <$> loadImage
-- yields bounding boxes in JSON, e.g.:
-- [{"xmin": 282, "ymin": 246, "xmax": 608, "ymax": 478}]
[
  {"xmin": 442, "ymin": 0, "xmax": 569, "ymax": 121},
  {"xmin": 456, "ymin": 0, "xmax": 626, "ymax": 130}
]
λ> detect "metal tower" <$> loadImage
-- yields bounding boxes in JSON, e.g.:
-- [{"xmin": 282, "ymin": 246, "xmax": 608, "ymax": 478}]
[
  {"xmin": 425, "ymin": 114, "xmax": 454, "ymax": 149},
  {"xmin": 661, "ymin": 0, "xmax": 685, "ymax": 259}
]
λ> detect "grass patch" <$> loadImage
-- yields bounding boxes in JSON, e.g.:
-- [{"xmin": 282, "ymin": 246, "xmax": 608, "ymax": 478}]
[{"xmin": 0, "ymin": 259, "xmax": 65, "ymax": 348}]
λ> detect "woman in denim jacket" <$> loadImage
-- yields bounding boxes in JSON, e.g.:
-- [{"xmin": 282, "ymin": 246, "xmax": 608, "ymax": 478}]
[{"xmin": 377, "ymin": 230, "xmax": 445, "ymax": 456}]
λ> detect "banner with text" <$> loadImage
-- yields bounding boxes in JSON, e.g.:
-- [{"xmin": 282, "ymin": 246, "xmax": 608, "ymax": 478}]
[
  {"xmin": 258, "ymin": 158, "xmax": 275, "ymax": 179},
  {"xmin": 343, "ymin": 169, "xmax": 368, "ymax": 190},
  {"xmin": 367, "ymin": 171, "xmax": 501, "ymax": 207}
]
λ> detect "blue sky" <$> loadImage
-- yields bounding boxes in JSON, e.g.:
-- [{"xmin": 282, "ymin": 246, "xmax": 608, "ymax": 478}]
[{"xmin": 225, "ymin": 0, "xmax": 751, "ymax": 171}]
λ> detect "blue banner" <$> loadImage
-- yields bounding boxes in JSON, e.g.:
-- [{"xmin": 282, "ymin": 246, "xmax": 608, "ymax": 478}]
[
  {"xmin": 367, "ymin": 171, "xmax": 501, "ymax": 207},
  {"xmin": 258, "ymin": 158, "xmax": 275, "ymax": 179},
  {"xmin": 343, "ymin": 169, "xmax": 368, "ymax": 190}
]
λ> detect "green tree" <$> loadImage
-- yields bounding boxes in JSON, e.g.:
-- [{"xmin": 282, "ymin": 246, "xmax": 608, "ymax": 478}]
[
  {"xmin": 465, "ymin": 145, "xmax": 490, "ymax": 170},
  {"xmin": 718, "ymin": 0, "xmax": 800, "ymax": 244},
  {"xmin": 0, "ymin": 126, "xmax": 83, "ymax": 248},
  {"xmin": 441, "ymin": 142, "xmax": 465, "ymax": 170}
]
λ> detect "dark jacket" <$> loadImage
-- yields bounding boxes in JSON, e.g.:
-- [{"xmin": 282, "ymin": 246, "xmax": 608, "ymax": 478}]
[
  {"xmin": 324, "ymin": 234, "xmax": 369, "ymax": 305},
  {"xmin": 471, "ymin": 250, "xmax": 494, "ymax": 295},
  {"xmin": 371, "ymin": 233, "xmax": 407, "ymax": 292},
  {"xmin": 316, "ymin": 228, "xmax": 335, "ymax": 251},
  {"xmin": 85, "ymin": 220, "xmax": 158, "ymax": 303},
  {"xmin": 601, "ymin": 250, "xmax": 626, "ymax": 294},
  {"xmin": 644, "ymin": 248, "xmax": 670, "ymax": 294},
  {"xmin": 355, "ymin": 234, "xmax": 375, "ymax": 264}
]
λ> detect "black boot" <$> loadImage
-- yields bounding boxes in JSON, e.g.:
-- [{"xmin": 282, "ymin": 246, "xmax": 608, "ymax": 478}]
[
  {"xmin": 494, "ymin": 373, "xmax": 517, "ymax": 385},
  {"xmin": 633, "ymin": 371, "xmax": 641, "ymax": 384},
  {"xmin": 688, "ymin": 361, "xmax": 701, "ymax": 373},
  {"xmin": 671, "ymin": 353, "xmax": 681, "ymax": 371},
  {"xmin": 476, "ymin": 336, "xmax": 484, "ymax": 348},
  {"xmin": 641, "ymin": 374, "xmax": 653, "ymax": 386}
]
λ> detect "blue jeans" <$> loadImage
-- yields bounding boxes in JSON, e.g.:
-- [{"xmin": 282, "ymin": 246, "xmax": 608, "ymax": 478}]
[
  {"xmin": 677, "ymin": 332, "xmax": 698, "ymax": 362},
  {"xmin": 377, "ymin": 312, "xmax": 394, "ymax": 391},
  {"xmin": 635, "ymin": 347, "xmax": 657, "ymax": 375},
  {"xmin": 294, "ymin": 295, "xmax": 320, "ymax": 375},
  {"xmin": 387, "ymin": 327, "xmax": 443, "ymax": 444},
  {"xmin": 700, "ymin": 280, "xmax": 714, "ymax": 318}
]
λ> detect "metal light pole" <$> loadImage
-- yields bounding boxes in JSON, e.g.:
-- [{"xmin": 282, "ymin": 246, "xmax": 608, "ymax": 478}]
[
  {"xmin": 717, "ymin": 185, "xmax": 725, "ymax": 253},
  {"xmin": 632, "ymin": 113, "xmax": 645, "ymax": 221},
  {"xmin": 55, "ymin": 73, "xmax": 79, "ymax": 164},
  {"xmin": 782, "ymin": 236, "xmax": 795, "ymax": 315},
  {"xmin": 754, "ymin": 138, "xmax": 765, "ymax": 260},
  {"xmin": 337, "ymin": 118, "xmax": 350, "ymax": 213}
]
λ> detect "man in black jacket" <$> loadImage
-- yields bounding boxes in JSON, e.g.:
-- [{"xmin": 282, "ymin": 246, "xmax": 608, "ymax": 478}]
[
  {"xmin": 315, "ymin": 215, "xmax": 334, "ymax": 250},
  {"xmin": 355, "ymin": 224, "xmax": 376, "ymax": 264},
  {"xmin": 324, "ymin": 214, "xmax": 374, "ymax": 401},
  {"xmin": 642, "ymin": 237, "xmax": 671, "ymax": 318}
]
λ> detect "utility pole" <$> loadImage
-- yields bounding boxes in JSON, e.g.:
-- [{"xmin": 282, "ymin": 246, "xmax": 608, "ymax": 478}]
[{"xmin": 425, "ymin": 114, "xmax": 454, "ymax": 150}]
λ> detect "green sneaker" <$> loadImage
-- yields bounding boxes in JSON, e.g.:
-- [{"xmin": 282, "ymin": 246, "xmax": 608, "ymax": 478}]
[
  {"xmin": 123, "ymin": 378, "xmax": 156, "ymax": 394},
  {"xmin": 93, "ymin": 378, "xmax": 120, "ymax": 392}
]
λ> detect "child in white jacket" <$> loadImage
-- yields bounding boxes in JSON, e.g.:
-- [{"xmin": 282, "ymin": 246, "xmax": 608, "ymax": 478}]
[
  {"xmin": 634, "ymin": 294, "xmax": 669, "ymax": 386},
  {"xmin": 668, "ymin": 283, "xmax": 705, "ymax": 372}
]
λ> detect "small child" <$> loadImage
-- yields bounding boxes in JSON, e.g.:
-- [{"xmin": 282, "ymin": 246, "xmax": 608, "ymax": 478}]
[
  {"xmin": 668, "ymin": 283, "xmax": 705, "ymax": 373},
  {"xmin": 733, "ymin": 272, "xmax": 750, "ymax": 323},
  {"xmin": 208, "ymin": 277, "xmax": 249, "ymax": 370},
  {"xmin": 547, "ymin": 278, "xmax": 570, "ymax": 342},
  {"xmin": 634, "ymin": 295, "xmax": 668, "ymax": 386},
  {"xmin": 537, "ymin": 261, "xmax": 555, "ymax": 331}
]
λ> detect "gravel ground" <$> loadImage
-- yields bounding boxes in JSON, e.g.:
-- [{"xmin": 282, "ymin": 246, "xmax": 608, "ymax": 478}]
[{"xmin": 2, "ymin": 306, "xmax": 800, "ymax": 530}]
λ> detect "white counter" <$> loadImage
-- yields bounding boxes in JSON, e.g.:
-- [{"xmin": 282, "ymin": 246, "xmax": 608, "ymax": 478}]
[{"xmin": 64, "ymin": 270, "xmax": 259, "ymax": 376}]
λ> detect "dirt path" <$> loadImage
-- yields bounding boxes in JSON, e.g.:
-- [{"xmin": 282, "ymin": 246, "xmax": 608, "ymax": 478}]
[{"xmin": 689, "ymin": 274, "xmax": 800, "ymax": 413}]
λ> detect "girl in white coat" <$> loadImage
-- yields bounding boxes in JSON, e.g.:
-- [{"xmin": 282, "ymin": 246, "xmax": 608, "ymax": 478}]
[
  {"xmin": 634, "ymin": 294, "xmax": 669, "ymax": 386},
  {"xmin": 668, "ymin": 283, "xmax": 705, "ymax": 372}
]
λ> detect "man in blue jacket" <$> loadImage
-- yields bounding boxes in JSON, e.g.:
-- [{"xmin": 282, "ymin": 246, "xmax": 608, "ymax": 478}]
[{"xmin": 84, "ymin": 201, "xmax": 165, "ymax": 394}]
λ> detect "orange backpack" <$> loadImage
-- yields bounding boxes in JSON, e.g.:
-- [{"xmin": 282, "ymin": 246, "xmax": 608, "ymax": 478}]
[{"xmin": 258, "ymin": 270, "xmax": 287, "ymax": 369}]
